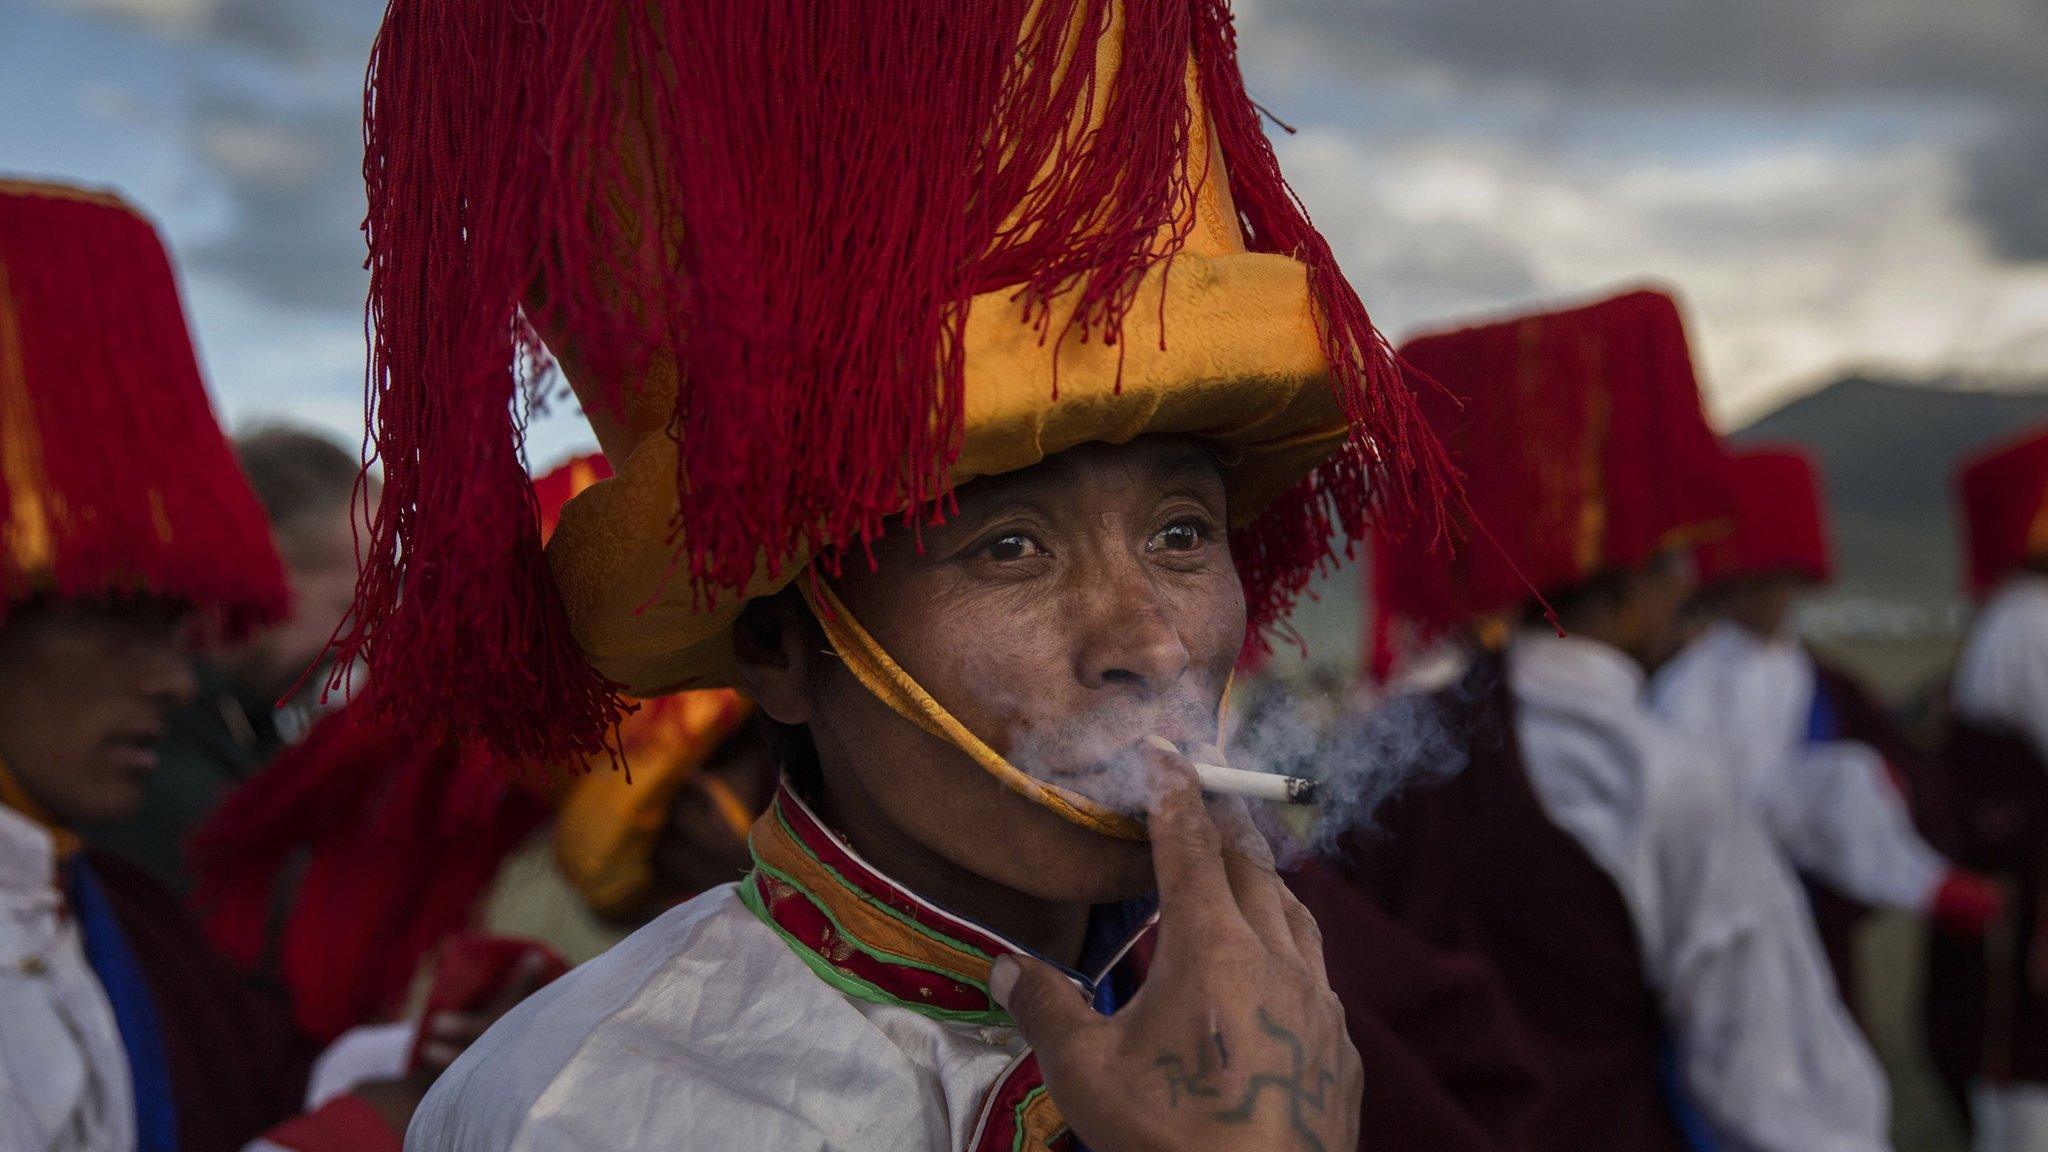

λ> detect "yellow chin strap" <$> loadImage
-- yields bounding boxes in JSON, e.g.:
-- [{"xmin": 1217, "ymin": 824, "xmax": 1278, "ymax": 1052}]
[{"xmin": 799, "ymin": 578, "xmax": 1149, "ymax": 841}]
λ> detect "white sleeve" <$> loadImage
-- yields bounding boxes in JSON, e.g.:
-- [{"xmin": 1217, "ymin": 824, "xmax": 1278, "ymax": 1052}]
[
  {"xmin": 305, "ymin": 1021, "xmax": 416, "ymax": 1109},
  {"xmin": 1956, "ymin": 589, "xmax": 2048, "ymax": 764},
  {"xmin": 1745, "ymin": 740, "xmax": 1949, "ymax": 912},
  {"xmin": 1650, "ymin": 755, "xmax": 1892, "ymax": 1152}
]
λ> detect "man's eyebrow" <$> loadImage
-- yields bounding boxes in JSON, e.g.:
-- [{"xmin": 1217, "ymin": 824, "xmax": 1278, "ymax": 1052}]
[{"xmin": 1145, "ymin": 447, "xmax": 1227, "ymax": 494}]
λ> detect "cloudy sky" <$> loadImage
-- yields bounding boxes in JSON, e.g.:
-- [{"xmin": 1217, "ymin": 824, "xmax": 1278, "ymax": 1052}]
[{"xmin": 4, "ymin": 0, "xmax": 2045, "ymax": 470}]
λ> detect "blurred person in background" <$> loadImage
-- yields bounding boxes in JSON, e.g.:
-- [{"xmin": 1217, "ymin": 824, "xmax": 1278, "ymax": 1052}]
[
  {"xmin": 0, "ymin": 178, "xmax": 309, "ymax": 1152},
  {"xmin": 0, "ymin": 178, "xmax": 545, "ymax": 1152},
  {"xmin": 1341, "ymin": 290, "xmax": 1890, "ymax": 1152},
  {"xmin": 84, "ymin": 426, "xmax": 367, "ymax": 894},
  {"xmin": 186, "ymin": 452, "xmax": 780, "ymax": 1055},
  {"xmin": 1935, "ymin": 426, "xmax": 2048, "ymax": 1151},
  {"xmin": 1651, "ymin": 445, "xmax": 2001, "ymax": 1016}
]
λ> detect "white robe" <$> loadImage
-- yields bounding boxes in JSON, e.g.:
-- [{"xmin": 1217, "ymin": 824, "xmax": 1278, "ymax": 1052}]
[
  {"xmin": 1955, "ymin": 574, "xmax": 2048, "ymax": 761},
  {"xmin": 405, "ymin": 787, "xmax": 1128, "ymax": 1152},
  {"xmin": 1511, "ymin": 633, "xmax": 1891, "ymax": 1152},
  {"xmin": 0, "ymin": 805, "xmax": 134, "ymax": 1152},
  {"xmin": 1651, "ymin": 620, "xmax": 1947, "ymax": 911}
]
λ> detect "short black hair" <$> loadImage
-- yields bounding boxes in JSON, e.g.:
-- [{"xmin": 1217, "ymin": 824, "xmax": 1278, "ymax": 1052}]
[{"xmin": 233, "ymin": 426, "xmax": 360, "ymax": 537}]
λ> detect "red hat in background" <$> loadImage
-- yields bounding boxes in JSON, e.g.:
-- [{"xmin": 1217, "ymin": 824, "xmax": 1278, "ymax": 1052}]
[
  {"xmin": 1957, "ymin": 424, "xmax": 2048, "ymax": 598},
  {"xmin": 1370, "ymin": 288, "xmax": 1734, "ymax": 677},
  {"xmin": 1697, "ymin": 445, "xmax": 1834, "ymax": 587},
  {"xmin": 0, "ymin": 180, "xmax": 286, "ymax": 634},
  {"xmin": 530, "ymin": 452, "xmax": 613, "ymax": 543}
]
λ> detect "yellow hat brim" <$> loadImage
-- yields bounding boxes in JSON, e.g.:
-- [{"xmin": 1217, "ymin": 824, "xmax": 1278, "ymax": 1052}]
[{"xmin": 547, "ymin": 247, "xmax": 1345, "ymax": 696}]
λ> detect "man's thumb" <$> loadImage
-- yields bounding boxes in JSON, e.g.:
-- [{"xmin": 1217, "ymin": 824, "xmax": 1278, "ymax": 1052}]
[{"xmin": 990, "ymin": 953, "xmax": 1096, "ymax": 1047}]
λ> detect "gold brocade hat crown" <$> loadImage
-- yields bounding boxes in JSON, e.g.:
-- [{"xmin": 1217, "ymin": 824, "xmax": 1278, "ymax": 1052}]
[{"xmin": 338, "ymin": 0, "xmax": 1454, "ymax": 775}]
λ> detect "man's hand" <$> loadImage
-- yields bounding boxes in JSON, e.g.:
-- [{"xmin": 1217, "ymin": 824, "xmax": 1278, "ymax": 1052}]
[{"xmin": 989, "ymin": 746, "xmax": 1362, "ymax": 1152}]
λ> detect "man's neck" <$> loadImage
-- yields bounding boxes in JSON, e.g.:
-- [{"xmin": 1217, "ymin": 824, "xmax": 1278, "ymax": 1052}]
[{"xmin": 812, "ymin": 777, "xmax": 1093, "ymax": 967}]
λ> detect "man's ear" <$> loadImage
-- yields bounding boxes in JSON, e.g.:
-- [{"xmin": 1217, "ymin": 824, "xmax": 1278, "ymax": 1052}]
[{"xmin": 733, "ymin": 595, "xmax": 816, "ymax": 727}]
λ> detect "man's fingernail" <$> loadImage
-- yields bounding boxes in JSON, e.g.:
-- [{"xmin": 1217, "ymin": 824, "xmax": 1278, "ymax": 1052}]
[
  {"xmin": 989, "ymin": 954, "xmax": 1020, "ymax": 1007},
  {"xmin": 1143, "ymin": 734, "xmax": 1179, "ymax": 755}
]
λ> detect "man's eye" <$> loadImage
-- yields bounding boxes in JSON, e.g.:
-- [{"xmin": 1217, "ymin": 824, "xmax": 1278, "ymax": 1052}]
[
  {"xmin": 983, "ymin": 533, "xmax": 1045, "ymax": 562},
  {"xmin": 1151, "ymin": 520, "xmax": 1209, "ymax": 553}
]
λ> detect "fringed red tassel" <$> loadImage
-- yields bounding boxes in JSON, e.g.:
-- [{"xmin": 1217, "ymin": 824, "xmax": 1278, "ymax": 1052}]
[
  {"xmin": 189, "ymin": 707, "xmax": 548, "ymax": 1042},
  {"xmin": 339, "ymin": 0, "xmax": 624, "ymax": 763},
  {"xmin": 1189, "ymin": 1, "xmax": 1457, "ymax": 652},
  {"xmin": 0, "ymin": 186, "xmax": 288, "ymax": 641}
]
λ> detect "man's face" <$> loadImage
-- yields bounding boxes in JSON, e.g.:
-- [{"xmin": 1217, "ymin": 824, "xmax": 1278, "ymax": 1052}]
[
  {"xmin": 0, "ymin": 598, "xmax": 197, "ymax": 826},
  {"xmin": 234, "ymin": 498, "xmax": 364, "ymax": 703},
  {"xmin": 755, "ymin": 436, "xmax": 1245, "ymax": 905},
  {"xmin": 1718, "ymin": 573, "xmax": 1803, "ymax": 642},
  {"xmin": 1629, "ymin": 547, "xmax": 1701, "ymax": 671}
]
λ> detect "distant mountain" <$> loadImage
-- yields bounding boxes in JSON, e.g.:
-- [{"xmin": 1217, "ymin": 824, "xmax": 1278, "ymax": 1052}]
[{"xmin": 1734, "ymin": 376, "xmax": 2048, "ymax": 615}]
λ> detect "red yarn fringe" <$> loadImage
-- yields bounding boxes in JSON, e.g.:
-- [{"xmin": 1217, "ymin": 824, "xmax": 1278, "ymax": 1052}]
[
  {"xmin": 1190, "ymin": 0, "xmax": 1455, "ymax": 656},
  {"xmin": 189, "ymin": 707, "xmax": 548, "ymax": 1042},
  {"xmin": 0, "ymin": 189, "xmax": 289, "ymax": 639},
  {"xmin": 340, "ymin": 0, "xmax": 1454, "ymax": 763}
]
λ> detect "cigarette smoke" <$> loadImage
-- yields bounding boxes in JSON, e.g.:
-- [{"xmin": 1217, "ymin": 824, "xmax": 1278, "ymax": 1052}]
[
  {"xmin": 936, "ymin": 638, "xmax": 1479, "ymax": 864},
  {"xmin": 1221, "ymin": 655, "xmax": 1476, "ymax": 866}
]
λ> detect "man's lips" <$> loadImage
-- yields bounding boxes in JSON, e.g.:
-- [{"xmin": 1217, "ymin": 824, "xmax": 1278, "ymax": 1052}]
[
  {"xmin": 1034, "ymin": 728, "xmax": 1215, "ymax": 783},
  {"xmin": 105, "ymin": 728, "xmax": 167, "ymax": 774}
]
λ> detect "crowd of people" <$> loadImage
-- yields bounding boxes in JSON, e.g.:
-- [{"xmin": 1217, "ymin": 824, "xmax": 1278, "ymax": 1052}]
[{"xmin": 4, "ymin": 3, "xmax": 2048, "ymax": 1151}]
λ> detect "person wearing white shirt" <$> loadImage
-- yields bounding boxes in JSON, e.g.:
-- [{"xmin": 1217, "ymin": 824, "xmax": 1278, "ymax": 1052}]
[
  {"xmin": 1942, "ymin": 426, "xmax": 2048, "ymax": 1152},
  {"xmin": 1652, "ymin": 447, "xmax": 1996, "ymax": 1011},
  {"xmin": 1360, "ymin": 290, "xmax": 1891, "ymax": 1152}
]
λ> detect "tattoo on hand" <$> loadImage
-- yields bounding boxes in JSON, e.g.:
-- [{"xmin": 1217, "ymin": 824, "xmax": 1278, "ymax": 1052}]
[
  {"xmin": 1154, "ymin": 1045, "xmax": 1222, "ymax": 1108},
  {"xmin": 1155, "ymin": 1008, "xmax": 1336, "ymax": 1152}
]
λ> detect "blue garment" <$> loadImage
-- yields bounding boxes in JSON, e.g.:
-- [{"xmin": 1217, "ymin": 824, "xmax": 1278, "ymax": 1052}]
[
  {"xmin": 68, "ymin": 856, "xmax": 180, "ymax": 1152},
  {"xmin": 1806, "ymin": 681, "xmax": 1841, "ymax": 744},
  {"xmin": 1658, "ymin": 1044, "xmax": 1721, "ymax": 1152}
]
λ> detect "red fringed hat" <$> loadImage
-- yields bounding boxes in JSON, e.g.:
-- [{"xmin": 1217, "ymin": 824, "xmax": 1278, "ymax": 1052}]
[
  {"xmin": 0, "ymin": 180, "xmax": 287, "ymax": 634},
  {"xmin": 1370, "ymin": 288, "xmax": 1734, "ymax": 674},
  {"xmin": 337, "ymin": 0, "xmax": 1457, "ymax": 765},
  {"xmin": 1696, "ymin": 445, "xmax": 1834, "ymax": 587},
  {"xmin": 1956, "ymin": 424, "xmax": 2048, "ymax": 598}
]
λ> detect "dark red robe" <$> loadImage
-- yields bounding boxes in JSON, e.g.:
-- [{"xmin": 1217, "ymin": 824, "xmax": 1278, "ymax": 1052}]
[
  {"xmin": 83, "ymin": 847, "xmax": 311, "ymax": 1152},
  {"xmin": 1318, "ymin": 656, "xmax": 1692, "ymax": 1152},
  {"xmin": 1924, "ymin": 716, "xmax": 2048, "ymax": 1105},
  {"xmin": 1286, "ymin": 861, "xmax": 1543, "ymax": 1152}
]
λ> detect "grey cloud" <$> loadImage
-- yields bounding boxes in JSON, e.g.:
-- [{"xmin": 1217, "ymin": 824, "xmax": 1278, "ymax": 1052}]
[
  {"xmin": 50, "ymin": 0, "xmax": 378, "ymax": 59},
  {"xmin": 1248, "ymin": 0, "xmax": 2048, "ymax": 104},
  {"xmin": 186, "ymin": 88, "xmax": 368, "ymax": 313},
  {"xmin": 43, "ymin": 0, "xmax": 381, "ymax": 312},
  {"xmin": 1968, "ymin": 115, "xmax": 2048, "ymax": 261},
  {"xmin": 1243, "ymin": 0, "xmax": 2048, "ymax": 306}
]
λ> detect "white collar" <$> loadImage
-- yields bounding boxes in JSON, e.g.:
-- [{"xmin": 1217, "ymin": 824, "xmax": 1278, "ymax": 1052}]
[{"xmin": 0, "ymin": 803, "xmax": 59, "ymax": 896}]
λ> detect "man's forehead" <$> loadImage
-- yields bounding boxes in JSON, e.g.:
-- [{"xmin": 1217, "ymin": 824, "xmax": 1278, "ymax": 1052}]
[{"xmin": 951, "ymin": 437, "xmax": 1223, "ymax": 513}]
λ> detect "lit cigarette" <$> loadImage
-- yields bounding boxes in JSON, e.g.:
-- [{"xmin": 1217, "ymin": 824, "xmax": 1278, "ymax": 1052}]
[
  {"xmin": 1143, "ymin": 735, "xmax": 1320, "ymax": 805},
  {"xmin": 1191, "ymin": 762, "xmax": 1319, "ymax": 805}
]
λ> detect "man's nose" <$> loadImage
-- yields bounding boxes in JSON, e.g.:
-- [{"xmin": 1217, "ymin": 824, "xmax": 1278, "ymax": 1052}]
[
  {"xmin": 1072, "ymin": 563, "xmax": 1191, "ymax": 695},
  {"xmin": 139, "ymin": 648, "xmax": 200, "ymax": 711}
]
